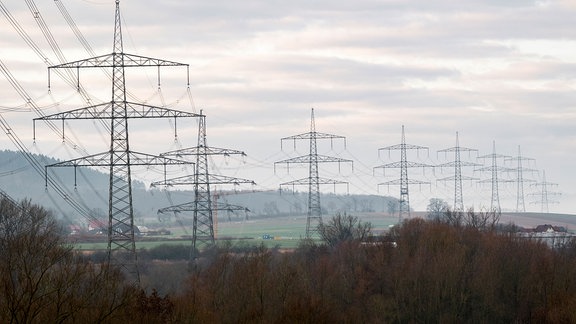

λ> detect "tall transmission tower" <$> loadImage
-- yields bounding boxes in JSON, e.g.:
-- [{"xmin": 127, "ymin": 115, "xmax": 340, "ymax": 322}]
[
  {"xmin": 275, "ymin": 108, "xmax": 352, "ymax": 238},
  {"xmin": 505, "ymin": 145, "xmax": 536, "ymax": 212},
  {"xmin": 34, "ymin": 1, "xmax": 200, "ymax": 283},
  {"xmin": 436, "ymin": 132, "xmax": 479, "ymax": 212},
  {"xmin": 154, "ymin": 111, "xmax": 254, "ymax": 255},
  {"xmin": 530, "ymin": 170, "xmax": 560, "ymax": 213},
  {"xmin": 476, "ymin": 141, "xmax": 512, "ymax": 213},
  {"xmin": 374, "ymin": 125, "xmax": 431, "ymax": 222}
]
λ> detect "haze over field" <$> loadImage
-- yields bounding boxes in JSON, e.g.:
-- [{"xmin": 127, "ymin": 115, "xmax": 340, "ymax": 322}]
[{"xmin": 1, "ymin": 0, "xmax": 575, "ymax": 214}]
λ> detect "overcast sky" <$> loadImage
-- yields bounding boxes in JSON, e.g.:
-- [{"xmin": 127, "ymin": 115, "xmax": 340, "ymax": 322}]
[{"xmin": 1, "ymin": 0, "xmax": 575, "ymax": 215}]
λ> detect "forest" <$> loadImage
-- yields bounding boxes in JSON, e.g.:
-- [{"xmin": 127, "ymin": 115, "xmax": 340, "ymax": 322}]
[{"xmin": 2, "ymin": 195, "xmax": 576, "ymax": 323}]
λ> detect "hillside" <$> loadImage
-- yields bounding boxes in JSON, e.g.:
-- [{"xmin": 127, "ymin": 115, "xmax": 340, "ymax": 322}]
[{"xmin": 0, "ymin": 150, "xmax": 397, "ymax": 226}]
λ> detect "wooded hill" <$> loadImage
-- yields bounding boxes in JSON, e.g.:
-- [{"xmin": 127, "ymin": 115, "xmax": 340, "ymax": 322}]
[{"xmin": 0, "ymin": 149, "xmax": 397, "ymax": 225}]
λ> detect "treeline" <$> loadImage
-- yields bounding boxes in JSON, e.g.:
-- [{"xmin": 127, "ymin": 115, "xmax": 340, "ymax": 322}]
[
  {"xmin": 2, "ymin": 195, "xmax": 576, "ymax": 322},
  {"xmin": 170, "ymin": 220, "xmax": 576, "ymax": 323}
]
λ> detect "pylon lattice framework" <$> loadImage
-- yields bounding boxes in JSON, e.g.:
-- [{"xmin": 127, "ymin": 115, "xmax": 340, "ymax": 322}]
[
  {"xmin": 34, "ymin": 1, "xmax": 200, "ymax": 284},
  {"xmin": 154, "ymin": 111, "xmax": 254, "ymax": 255},
  {"xmin": 476, "ymin": 141, "xmax": 513, "ymax": 213},
  {"xmin": 530, "ymin": 170, "xmax": 560, "ymax": 213},
  {"xmin": 374, "ymin": 125, "xmax": 432, "ymax": 223},
  {"xmin": 275, "ymin": 108, "xmax": 352, "ymax": 238},
  {"xmin": 436, "ymin": 132, "xmax": 479, "ymax": 212},
  {"xmin": 505, "ymin": 145, "xmax": 537, "ymax": 213}
]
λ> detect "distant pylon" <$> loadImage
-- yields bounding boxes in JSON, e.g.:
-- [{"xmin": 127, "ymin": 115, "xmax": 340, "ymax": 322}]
[
  {"xmin": 153, "ymin": 111, "xmax": 254, "ymax": 255},
  {"xmin": 476, "ymin": 141, "xmax": 512, "ymax": 213},
  {"xmin": 275, "ymin": 108, "xmax": 352, "ymax": 238},
  {"xmin": 505, "ymin": 146, "xmax": 536, "ymax": 212},
  {"xmin": 34, "ymin": 1, "xmax": 199, "ymax": 284},
  {"xmin": 530, "ymin": 170, "xmax": 560, "ymax": 213},
  {"xmin": 374, "ymin": 126, "xmax": 432, "ymax": 222},
  {"xmin": 436, "ymin": 132, "xmax": 479, "ymax": 212}
]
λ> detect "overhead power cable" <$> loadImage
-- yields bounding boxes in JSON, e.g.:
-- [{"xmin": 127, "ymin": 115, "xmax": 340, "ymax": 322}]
[
  {"xmin": 53, "ymin": 0, "xmax": 142, "ymax": 103},
  {"xmin": 0, "ymin": 59, "xmax": 96, "ymax": 221},
  {"xmin": 53, "ymin": 0, "xmax": 96, "ymax": 57}
]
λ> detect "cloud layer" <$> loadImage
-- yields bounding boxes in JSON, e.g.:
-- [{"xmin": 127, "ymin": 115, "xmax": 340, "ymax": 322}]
[{"xmin": 1, "ymin": 0, "xmax": 575, "ymax": 214}]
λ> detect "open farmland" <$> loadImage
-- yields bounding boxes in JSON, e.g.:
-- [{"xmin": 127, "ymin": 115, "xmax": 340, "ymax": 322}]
[{"xmin": 72, "ymin": 211, "xmax": 576, "ymax": 251}]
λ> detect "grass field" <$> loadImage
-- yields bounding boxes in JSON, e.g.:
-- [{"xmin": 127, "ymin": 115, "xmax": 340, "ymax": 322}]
[
  {"xmin": 73, "ymin": 213, "xmax": 400, "ymax": 251},
  {"xmin": 72, "ymin": 211, "xmax": 576, "ymax": 251}
]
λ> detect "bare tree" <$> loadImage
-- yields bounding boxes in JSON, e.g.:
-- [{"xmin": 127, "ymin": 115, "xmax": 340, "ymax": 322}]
[
  {"xmin": 463, "ymin": 207, "xmax": 500, "ymax": 230},
  {"xmin": 438, "ymin": 207, "xmax": 500, "ymax": 230},
  {"xmin": 317, "ymin": 213, "xmax": 372, "ymax": 247},
  {"xmin": 0, "ymin": 195, "xmax": 133, "ymax": 322},
  {"xmin": 426, "ymin": 198, "xmax": 449, "ymax": 220}
]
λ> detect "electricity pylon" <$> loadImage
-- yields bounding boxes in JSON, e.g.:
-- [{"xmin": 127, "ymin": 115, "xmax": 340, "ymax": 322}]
[
  {"xmin": 34, "ymin": 1, "xmax": 200, "ymax": 284},
  {"xmin": 505, "ymin": 145, "xmax": 536, "ymax": 212},
  {"xmin": 436, "ymin": 132, "xmax": 479, "ymax": 212},
  {"xmin": 476, "ymin": 141, "xmax": 512, "ymax": 213},
  {"xmin": 374, "ymin": 125, "xmax": 432, "ymax": 222},
  {"xmin": 530, "ymin": 170, "xmax": 560, "ymax": 213},
  {"xmin": 275, "ymin": 108, "xmax": 352, "ymax": 238},
  {"xmin": 153, "ymin": 111, "xmax": 254, "ymax": 255}
]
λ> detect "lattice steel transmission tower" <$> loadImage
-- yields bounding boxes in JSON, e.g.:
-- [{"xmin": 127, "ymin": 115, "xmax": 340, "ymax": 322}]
[
  {"xmin": 530, "ymin": 170, "xmax": 560, "ymax": 213},
  {"xmin": 34, "ymin": 1, "xmax": 200, "ymax": 283},
  {"xmin": 505, "ymin": 146, "xmax": 536, "ymax": 212},
  {"xmin": 476, "ymin": 141, "xmax": 512, "ymax": 213},
  {"xmin": 374, "ymin": 126, "xmax": 431, "ymax": 222},
  {"xmin": 436, "ymin": 132, "xmax": 479, "ymax": 212},
  {"xmin": 275, "ymin": 108, "xmax": 352, "ymax": 238},
  {"xmin": 153, "ymin": 111, "xmax": 254, "ymax": 255}
]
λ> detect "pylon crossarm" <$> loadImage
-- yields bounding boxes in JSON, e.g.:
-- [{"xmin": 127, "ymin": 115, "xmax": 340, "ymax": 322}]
[
  {"xmin": 275, "ymin": 154, "xmax": 352, "ymax": 165},
  {"xmin": 34, "ymin": 103, "xmax": 110, "ymax": 120},
  {"xmin": 436, "ymin": 161, "xmax": 481, "ymax": 168},
  {"xmin": 128, "ymin": 151, "xmax": 192, "ymax": 166},
  {"xmin": 34, "ymin": 102, "xmax": 199, "ymax": 121},
  {"xmin": 378, "ymin": 179, "xmax": 430, "ymax": 186},
  {"xmin": 437, "ymin": 175, "xmax": 479, "ymax": 182},
  {"xmin": 504, "ymin": 167, "xmax": 539, "ymax": 174},
  {"xmin": 123, "ymin": 102, "xmax": 200, "ymax": 118},
  {"xmin": 120, "ymin": 53, "xmax": 189, "ymax": 67},
  {"xmin": 49, "ymin": 52, "xmax": 188, "ymax": 69},
  {"xmin": 280, "ymin": 132, "xmax": 346, "ymax": 150},
  {"xmin": 151, "ymin": 174, "xmax": 255, "ymax": 187},
  {"xmin": 379, "ymin": 143, "xmax": 428, "ymax": 151},
  {"xmin": 478, "ymin": 178, "xmax": 514, "ymax": 184},
  {"xmin": 161, "ymin": 146, "xmax": 246, "ymax": 157},
  {"xmin": 280, "ymin": 177, "xmax": 348, "ymax": 187},
  {"xmin": 157, "ymin": 200, "xmax": 247, "ymax": 214},
  {"xmin": 46, "ymin": 151, "xmax": 191, "ymax": 168},
  {"xmin": 280, "ymin": 131, "xmax": 344, "ymax": 141},
  {"xmin": 49, "ymin": 53, "xmax": 115, "ymax": 69},
  {"xmin": 374, "ymin": 161, "xmax": 433, "ymax": 169},
  {"xmin": 475, "ymin": 166, "xmax": 515, "ymax": 172},
  {"xmin": 438, "ymin": 147, "xmax": 478, "ymax": 153},
  {"xmin": 478, "ymin": 153, "xmax": 510, "ymax": 159}
]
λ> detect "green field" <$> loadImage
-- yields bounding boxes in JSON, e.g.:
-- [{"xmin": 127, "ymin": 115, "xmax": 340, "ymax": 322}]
[{"xmin": 73, "ymin": 213, "xmax": 399, "ymax": 251}]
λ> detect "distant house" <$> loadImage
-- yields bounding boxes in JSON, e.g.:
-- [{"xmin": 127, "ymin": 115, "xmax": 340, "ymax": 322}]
[
  {"xmin": 137, "ymin": 225, "xmax": 149, "ymax": 235},
  {"xmin": 534, "ymin": 224, "xmax": 567, "ymax": 233},
  {"xmin": 88, "ymin": 219, "xmax": 106, "ymax": 234},
  {"xmin": 68, "ymin": 224, "xmax": 83, "ymax": 235}
]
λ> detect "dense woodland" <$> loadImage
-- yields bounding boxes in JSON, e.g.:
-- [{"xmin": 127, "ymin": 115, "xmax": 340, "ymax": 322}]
[{"xmin": 2, "ymin": 196, "xmax": 576, "ymax": 323}]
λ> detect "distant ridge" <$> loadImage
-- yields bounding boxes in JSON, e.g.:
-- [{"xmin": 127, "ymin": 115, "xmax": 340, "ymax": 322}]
[{"xmin": 0, "ymin": 149, "xmax": 398, "ymax": 225}]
